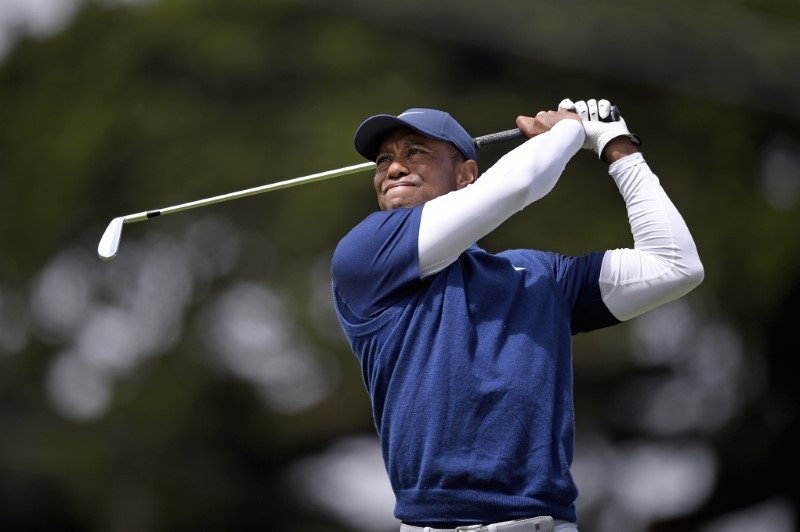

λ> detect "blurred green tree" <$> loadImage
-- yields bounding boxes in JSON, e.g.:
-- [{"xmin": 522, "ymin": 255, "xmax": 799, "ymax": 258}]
[{"xmin": 0, "ymin": 0, "xmax": 798, "ymax": 531}]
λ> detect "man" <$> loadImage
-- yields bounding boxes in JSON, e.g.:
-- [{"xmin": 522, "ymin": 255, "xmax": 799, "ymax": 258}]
[{"xmin": 330, "ymin": 100, "xmax": 704, "ymax": 532}]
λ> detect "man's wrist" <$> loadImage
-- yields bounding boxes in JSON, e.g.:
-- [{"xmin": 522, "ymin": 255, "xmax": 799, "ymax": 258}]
[{"xmin": 601, "ymin": 136, "xmax": 639, "ymax": 164}]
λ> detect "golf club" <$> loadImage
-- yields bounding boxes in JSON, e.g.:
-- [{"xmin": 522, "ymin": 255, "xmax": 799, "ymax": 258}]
[{"xmin": 97, "ymin": 126, "xmax": 531, "ymax": 261}]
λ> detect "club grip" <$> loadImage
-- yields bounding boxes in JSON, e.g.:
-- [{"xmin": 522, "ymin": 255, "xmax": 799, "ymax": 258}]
[
  {"xmin": 473, "ymin": 128, "xmax": 525, "ymax": 148},
  {"xmin": 473, "ymin": 105, "xmax": 621, "ymax": 149}
]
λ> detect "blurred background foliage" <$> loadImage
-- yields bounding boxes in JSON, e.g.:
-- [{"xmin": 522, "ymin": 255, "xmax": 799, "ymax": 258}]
[{"xmin": 0, "ymin": 0, "xmax": 799, "ymax": 531}]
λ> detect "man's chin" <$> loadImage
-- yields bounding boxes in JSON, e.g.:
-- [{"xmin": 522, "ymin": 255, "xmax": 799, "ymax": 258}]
[{"xmin": 380, "ymin": 193, "xmax": 423, "ymax": 211}]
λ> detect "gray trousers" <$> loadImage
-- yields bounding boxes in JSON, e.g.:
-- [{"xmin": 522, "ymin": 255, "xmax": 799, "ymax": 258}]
[{"xmin": 399, "ymin": 516, "xmax": 578, "ymax": 532}]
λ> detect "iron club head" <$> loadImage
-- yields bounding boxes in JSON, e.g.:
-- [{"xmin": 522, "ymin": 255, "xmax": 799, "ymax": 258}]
[{"xmin": 98, "ymin": 217, "xmax": 125, "ymax": 261}]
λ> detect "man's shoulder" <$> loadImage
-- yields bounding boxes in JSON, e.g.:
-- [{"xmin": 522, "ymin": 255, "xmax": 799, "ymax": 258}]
[
  {"xmin": 492, "ymin": 249, "xmax": 606, "ymax": 284},
  {"xmin": 494, "ymin": 248, "xmax": 556, "ymax": 268},
  {"xmin": 332, "ymin": 207, "xmax": 424, "ymax": 284},
  {"xmin": 340, "ymin": 207, "xmax": 420, "ymax": 241}
]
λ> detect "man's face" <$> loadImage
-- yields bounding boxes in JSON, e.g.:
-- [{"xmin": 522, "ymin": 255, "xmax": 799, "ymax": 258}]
[{"xmin": 372, "ymin": 128, "xmax": 477, "ymax": 211}]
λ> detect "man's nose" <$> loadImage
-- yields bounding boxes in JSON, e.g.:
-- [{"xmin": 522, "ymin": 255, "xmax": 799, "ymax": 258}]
[{"xmin": 387, "ymin": 159, "xmax": 408, "ymax": 178}]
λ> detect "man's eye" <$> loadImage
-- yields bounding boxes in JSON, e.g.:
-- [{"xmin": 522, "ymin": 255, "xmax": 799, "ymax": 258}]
[{"xmin": 376, "ymin": 155, "xmax": 391, "ymax": 165}]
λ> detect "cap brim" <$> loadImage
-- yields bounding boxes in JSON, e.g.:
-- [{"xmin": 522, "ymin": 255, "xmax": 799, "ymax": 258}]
[
  {"xmin": 355, "ymin": 115, "xmax": 409, "ymax": 161},
  {"xmin": 354, "ymin": 114, "xmax": 437, "ymax": 161}
]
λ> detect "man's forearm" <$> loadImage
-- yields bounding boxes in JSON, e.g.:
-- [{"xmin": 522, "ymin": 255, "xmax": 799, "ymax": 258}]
[
  {"xmin": 602, "ymin": 136, "xmax": 640, "ymax": 164},
  {"xmin": 417, "ymin": 120, "xmax": 584, "ymax": 278},
  {"xmin": 599, "ymin": 153, "xmax": 704, "ymax": 320}
]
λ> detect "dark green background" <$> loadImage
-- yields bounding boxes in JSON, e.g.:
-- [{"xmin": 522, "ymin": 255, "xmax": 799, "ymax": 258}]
[{"xmin": 1, "ymin": 1, "xmax": 798, "ymax": 530}]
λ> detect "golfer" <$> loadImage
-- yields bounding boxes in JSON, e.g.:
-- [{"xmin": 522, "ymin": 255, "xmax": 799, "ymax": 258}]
[{"xmin": 331, "ymin": 100, "xmax": 704, "ymax": 532}]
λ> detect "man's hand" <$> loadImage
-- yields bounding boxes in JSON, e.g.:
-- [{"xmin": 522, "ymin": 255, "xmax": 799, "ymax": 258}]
[
  {"xmin": 516, "ymin": 109, "xmax": 581, "ymax": 138},
  {"xmin": 559, "ymin": 98, "xmax": 641, "ymax": 163}
]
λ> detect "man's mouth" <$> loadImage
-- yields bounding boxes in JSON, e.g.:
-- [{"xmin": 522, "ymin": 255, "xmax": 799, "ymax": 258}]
[{"xmin": 383, "ymin": 181, "xmax": 416, "ymax": 193}]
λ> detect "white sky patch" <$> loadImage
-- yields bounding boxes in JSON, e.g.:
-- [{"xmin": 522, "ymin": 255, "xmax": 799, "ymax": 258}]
[
  {"xmin": 39, "ymin": 219, "xmax": 240, "ymax": 421},
  {"xmin": 622, "ymin": 299, "xmax": 749, "ymax": 436},
  {"xmin": 0, "ymin": 0, "xmax": 154, "ymax": 61},
  {"xmin": 0, "ymin": 0, "xmax": 81, "ymax": 58},
  {"xmin": 200, "ymin": 281, "xmax": 336, "ymax": 414},
  {"xmin": 30, "ymin": 248, "xmax": 94, "ymax": 343},
  {"xmin": 573, "ymin": 433, "xmax": 717, "ymax": 531},
  {"xmin": 571, "ymin": 433, "xmax": 617, "ymax": 511},
  {"xmin": 288, "ymin": 435, "xmax": 399, "ymax": 531},
  {"xmin": 700, "ymin": 497, "xmax": 796, "ymax": 532},
  {"xmin": 74, "ymin": 305, "xmax": 163, "ymax": 375},
  {"xmin": 611, "ymin": 441, "xmax": 716, "ymax": 521},
  {"xmin": 46, "ymin": 349, "xmax": 112, "ymax": 421}
]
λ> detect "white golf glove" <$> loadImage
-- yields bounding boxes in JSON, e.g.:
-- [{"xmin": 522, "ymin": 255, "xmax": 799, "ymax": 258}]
[{"xmin": 559, "ymin": 98, "xmax": 641, "ymax": 160}]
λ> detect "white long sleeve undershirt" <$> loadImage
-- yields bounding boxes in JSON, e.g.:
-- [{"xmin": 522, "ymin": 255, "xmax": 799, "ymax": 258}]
[
  {"xmin": 418, "ymin": 120, "xmax": 704, "ymax": 322},
  {"xmin": 599, "ymin": 152, "xmax": 704, "ymax": 320},
  {"xmin": 418, "ymin": 120, "xmax": 585, "ymax": 277}
]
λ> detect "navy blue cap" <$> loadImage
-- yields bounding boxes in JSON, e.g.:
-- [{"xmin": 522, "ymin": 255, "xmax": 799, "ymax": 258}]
[{"xmin": 354, "ymin": 108, "xmax": 477, "ymax": 162}]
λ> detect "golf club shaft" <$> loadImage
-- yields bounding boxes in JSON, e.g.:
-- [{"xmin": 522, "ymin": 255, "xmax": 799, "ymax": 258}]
[
  {"xmin": 125, "ymin": 162, "xmax": 378, "ymax": 223},
  {"xmin": 127, "ymin": 128, "xmax": 524, "ymax": 223},
  {"xmin": 98, "ymin": 127, "xmax": 526, "ymax": 260}
]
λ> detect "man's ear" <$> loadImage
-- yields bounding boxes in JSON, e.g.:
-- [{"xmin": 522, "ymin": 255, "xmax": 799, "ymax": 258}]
[{"xmin": 456, "ymin": 160, "xmax": 479, "ymax": 189}]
